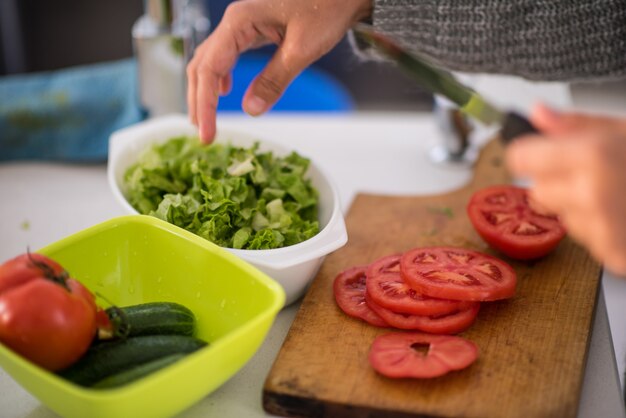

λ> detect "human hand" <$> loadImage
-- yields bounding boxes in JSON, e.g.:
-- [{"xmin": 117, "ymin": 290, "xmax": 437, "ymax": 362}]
[
  {"xmin": 506, "ymin": 104, "xmax": 626, "ymax": 275},
  {"xmin": 186, "ymin": 0, "xmax": 372, "ymax": 142}
]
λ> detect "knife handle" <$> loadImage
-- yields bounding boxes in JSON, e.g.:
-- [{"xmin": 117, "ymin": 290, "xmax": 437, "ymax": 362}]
[{"xmin": 501, "ymin": 112, "xmax": 539, "ymax": 144}]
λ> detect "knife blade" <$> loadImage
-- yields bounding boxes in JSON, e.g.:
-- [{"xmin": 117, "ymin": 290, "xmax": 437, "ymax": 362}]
[{"xmin": 352, "ymin": 23, "xmax": 538, "ymax": 143}]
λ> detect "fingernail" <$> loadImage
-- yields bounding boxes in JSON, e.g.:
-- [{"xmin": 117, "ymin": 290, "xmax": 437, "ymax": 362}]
[{"xmin": 244, "ymin": 95, "xmax": 267, "ymax": 116}]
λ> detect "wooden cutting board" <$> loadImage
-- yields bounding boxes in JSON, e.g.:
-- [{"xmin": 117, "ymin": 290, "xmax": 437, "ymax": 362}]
[{"xmin": 262, "ymin": 138, "xmax": 602, "ymax": 418}]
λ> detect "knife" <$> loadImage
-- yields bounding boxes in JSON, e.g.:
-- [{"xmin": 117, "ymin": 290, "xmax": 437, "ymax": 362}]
[{"xmin": 352, "ymin": 23, "xmax": 538, "ymax": 144}]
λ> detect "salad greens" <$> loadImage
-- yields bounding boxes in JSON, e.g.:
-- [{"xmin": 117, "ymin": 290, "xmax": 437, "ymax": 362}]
[{"xmin": 123, "ymin": 136, "xmax": 320, "ymax": 250}]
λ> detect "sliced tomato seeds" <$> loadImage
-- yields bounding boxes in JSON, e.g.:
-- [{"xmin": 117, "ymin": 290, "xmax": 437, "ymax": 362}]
[
  {"xmin": 366, "ymin": 269, "xmax": 477, "ymax": 316},
  {"xmin": 366, "ymin": 253, "xmax": 402, "ymax": 278},
  {"xmin": 366, "ymin": 254, "xmax": 473, "ymax": 315},
  {"xmin": 400, "ymin": 246, "xmax": 517, "ymax": 301}
]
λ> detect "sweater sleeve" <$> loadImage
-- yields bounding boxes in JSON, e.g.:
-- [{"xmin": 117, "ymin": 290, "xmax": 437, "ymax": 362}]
[{"xmin": 354, "ymin": 0, "xmax": 626, "ymax": 82}]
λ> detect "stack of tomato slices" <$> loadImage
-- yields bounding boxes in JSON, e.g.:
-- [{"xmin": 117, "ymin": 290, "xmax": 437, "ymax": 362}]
[
  {"xmin": 333, "ymin": 246, "xmax": 517, "ymax": 378},
  {"xmin": 334, "ymin": 246, "xmax": 517, "ymax": 333}
]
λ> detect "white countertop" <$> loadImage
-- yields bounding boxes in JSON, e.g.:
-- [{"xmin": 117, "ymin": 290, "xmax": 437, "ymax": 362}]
[{"xmin": 1, "ymin": 107, "xmax": 625, "ymax": 417}]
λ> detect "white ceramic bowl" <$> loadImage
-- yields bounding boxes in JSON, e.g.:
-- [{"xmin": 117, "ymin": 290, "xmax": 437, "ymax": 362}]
[{"xmin": 107, "ymin": 114, "xmax": 347, "ymax": 305}]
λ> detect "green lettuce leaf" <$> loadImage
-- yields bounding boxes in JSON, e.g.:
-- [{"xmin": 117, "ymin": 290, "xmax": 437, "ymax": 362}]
[{"xmin": 122, "ymin": 136, "xmax": 320, "ymax": 250}]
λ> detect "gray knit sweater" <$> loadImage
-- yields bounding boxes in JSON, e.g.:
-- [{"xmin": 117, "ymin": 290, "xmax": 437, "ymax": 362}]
[{"xmin": 358, "ymin": 0, "xmax": 626, "ymax": 81}]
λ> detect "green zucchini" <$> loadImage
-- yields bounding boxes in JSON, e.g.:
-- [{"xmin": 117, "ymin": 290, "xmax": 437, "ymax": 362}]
[
  {"xmin": 107, "ymin": 302, "xmax": 196, "ymax": 337},
  {"xmin": 59, "ymin": 335, "xmax": 207, "ymax": 386},
  {"xmin": 91, "ymin": 353, "xmax": 186, "ymax": 389}
]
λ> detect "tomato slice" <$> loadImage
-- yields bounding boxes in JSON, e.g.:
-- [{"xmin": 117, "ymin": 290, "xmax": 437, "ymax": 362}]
[
  {"xmin": 365, "ymin": 292, "xmax": 480, "ymax": 334},
  {"xmin": 369, "ymin": 332, "xmax": 479, "ymax": 378},
  {"xmin": 366, "ymin": 253, "xmax": 403, "ymax": 277},
  {"xmin": 467, "ymin": 185, "xmax": 566, "ymax": 260},
  {"xmin": 400, "ymin": 246, "xmax": 516, "ymax": 301},
  {"xmin": 333, "ymin": 266, "xmax": 388, "ymax": 327},
  {"xmin": 366, "ymin": 255, "xmax": 476, "ymax": 316}
]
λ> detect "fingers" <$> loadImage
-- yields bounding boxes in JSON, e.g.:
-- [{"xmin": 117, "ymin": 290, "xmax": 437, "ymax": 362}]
[
  {"xmin": 505, "ymin": 133, "xmax": 594, "ymax": 215},
  {"xmin": 530, "ymin": 103, "xmax": 623, "ymax": 136},
  {"xmin": 187, "ymin": 2, "xmax": 260, "ymax": 142},
  {"xmin": 242, "ymin": 27, "xmax": 322, "ymax": 116},
  {"xmin": 196, "ymin": 67, "xmax": 220, "ymax": 142},
  {"xmin": 186, "ymin": 60, "xmax": 199, "ymax": 126},
  {"xmin": 241, "ymin": 51, "xmax": 298, "ymax": 115},
  {"xmin": 219, "ymin": 74, "xmax": 233, "ymax": 96},
  {"xmin": 527, "ymin": 174, "xmax": 596, "ymax": 217},
  {"xmin": 187, "ymin": 36, "xmax": 232, "ymax": 142},
  {"xmin": 506, "ymin": 121, "xmax": 623, "ymax": 182},
  {"xmin": 507, "ymin": 119, "xmax": 626, "ymax": 275},
  {"xmin": 511, "ymin": 106, "xmax": 626, "ymax": 275},
  {"xmin": 505, "ymin": 136, "xmax": 571, "ymax": 179},
  {"xmin": 188, "ymin": 30, "xmax": 246, "ymax": 141}
]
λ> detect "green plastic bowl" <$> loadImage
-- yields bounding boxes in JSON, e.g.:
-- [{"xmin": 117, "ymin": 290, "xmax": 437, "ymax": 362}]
[{"xmin": 0, "ymin": 215, "xmax": 285, "ymax": 418}]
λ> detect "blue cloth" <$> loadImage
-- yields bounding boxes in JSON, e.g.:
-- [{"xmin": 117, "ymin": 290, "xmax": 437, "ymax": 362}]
[
  {"xmin": 0, "ymin": 59, "xmax": 144, "ymax": 162},
  {"xmin": 0, "ymin": 55, "xmax": 354, "ymax": 162}
]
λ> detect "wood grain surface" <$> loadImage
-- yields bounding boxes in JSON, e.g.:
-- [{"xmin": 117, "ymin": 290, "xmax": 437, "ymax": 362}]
[{"xmin": 262, "ymin": 139, "xmax": 602, "ymax": 418}]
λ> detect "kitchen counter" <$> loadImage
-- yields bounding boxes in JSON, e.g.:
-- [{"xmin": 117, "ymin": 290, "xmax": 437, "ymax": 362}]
[{"xmin": 1, "ymin": 110, "xmax": 625, "ymax": 418}]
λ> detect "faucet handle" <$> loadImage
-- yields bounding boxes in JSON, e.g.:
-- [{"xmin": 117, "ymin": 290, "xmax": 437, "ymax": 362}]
[{"xmin": 430, "ymin": 95, "xmax": 478, "ymax": 167}]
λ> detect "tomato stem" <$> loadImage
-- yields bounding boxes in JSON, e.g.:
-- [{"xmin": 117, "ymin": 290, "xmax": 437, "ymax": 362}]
[
  {"xmin": 95, "ymin": 292, "xmax": 130, "ymax": 340},
  {"xmin": 105, "ymin": 306, "xmax": 131, "ymax": 339},
  {"xmin": 26, "ymin": 249, "xmax": 70, "ymax": 291}
]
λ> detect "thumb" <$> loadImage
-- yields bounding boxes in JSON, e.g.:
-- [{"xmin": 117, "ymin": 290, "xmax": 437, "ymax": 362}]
[
  {"xmin": 242, "ymin": 37, "xmax": 315, "ymax": 116},
  {"xmin": 531, "ymin": 102, "xmax": 620, "ymax": 135}
]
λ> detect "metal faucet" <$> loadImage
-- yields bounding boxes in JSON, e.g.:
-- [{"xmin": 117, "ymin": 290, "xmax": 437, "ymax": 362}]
[
  {"xmin": 430, "ymin": 95, "xmax": 480, "ymax": 167},
  {"xmin": 132, "ymin": 0, "xmax": 210, "ymax": 117}
]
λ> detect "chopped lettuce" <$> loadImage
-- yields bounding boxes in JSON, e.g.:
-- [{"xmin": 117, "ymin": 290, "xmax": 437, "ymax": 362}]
[{"xmin": 122, "ymin": 136, "xmax": 319, "ymax": 249}]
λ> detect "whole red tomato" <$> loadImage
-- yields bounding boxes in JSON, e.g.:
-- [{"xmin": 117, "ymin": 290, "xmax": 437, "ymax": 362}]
[{"xmin": 0, "ymin": 253, "xmax": 97, "ymax": 371}]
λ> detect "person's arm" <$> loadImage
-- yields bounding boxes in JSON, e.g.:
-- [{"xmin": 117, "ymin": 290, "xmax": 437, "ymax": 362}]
[{"xmin": 360, "ymin": 0, "xmax": 626, "ymax": 81}]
